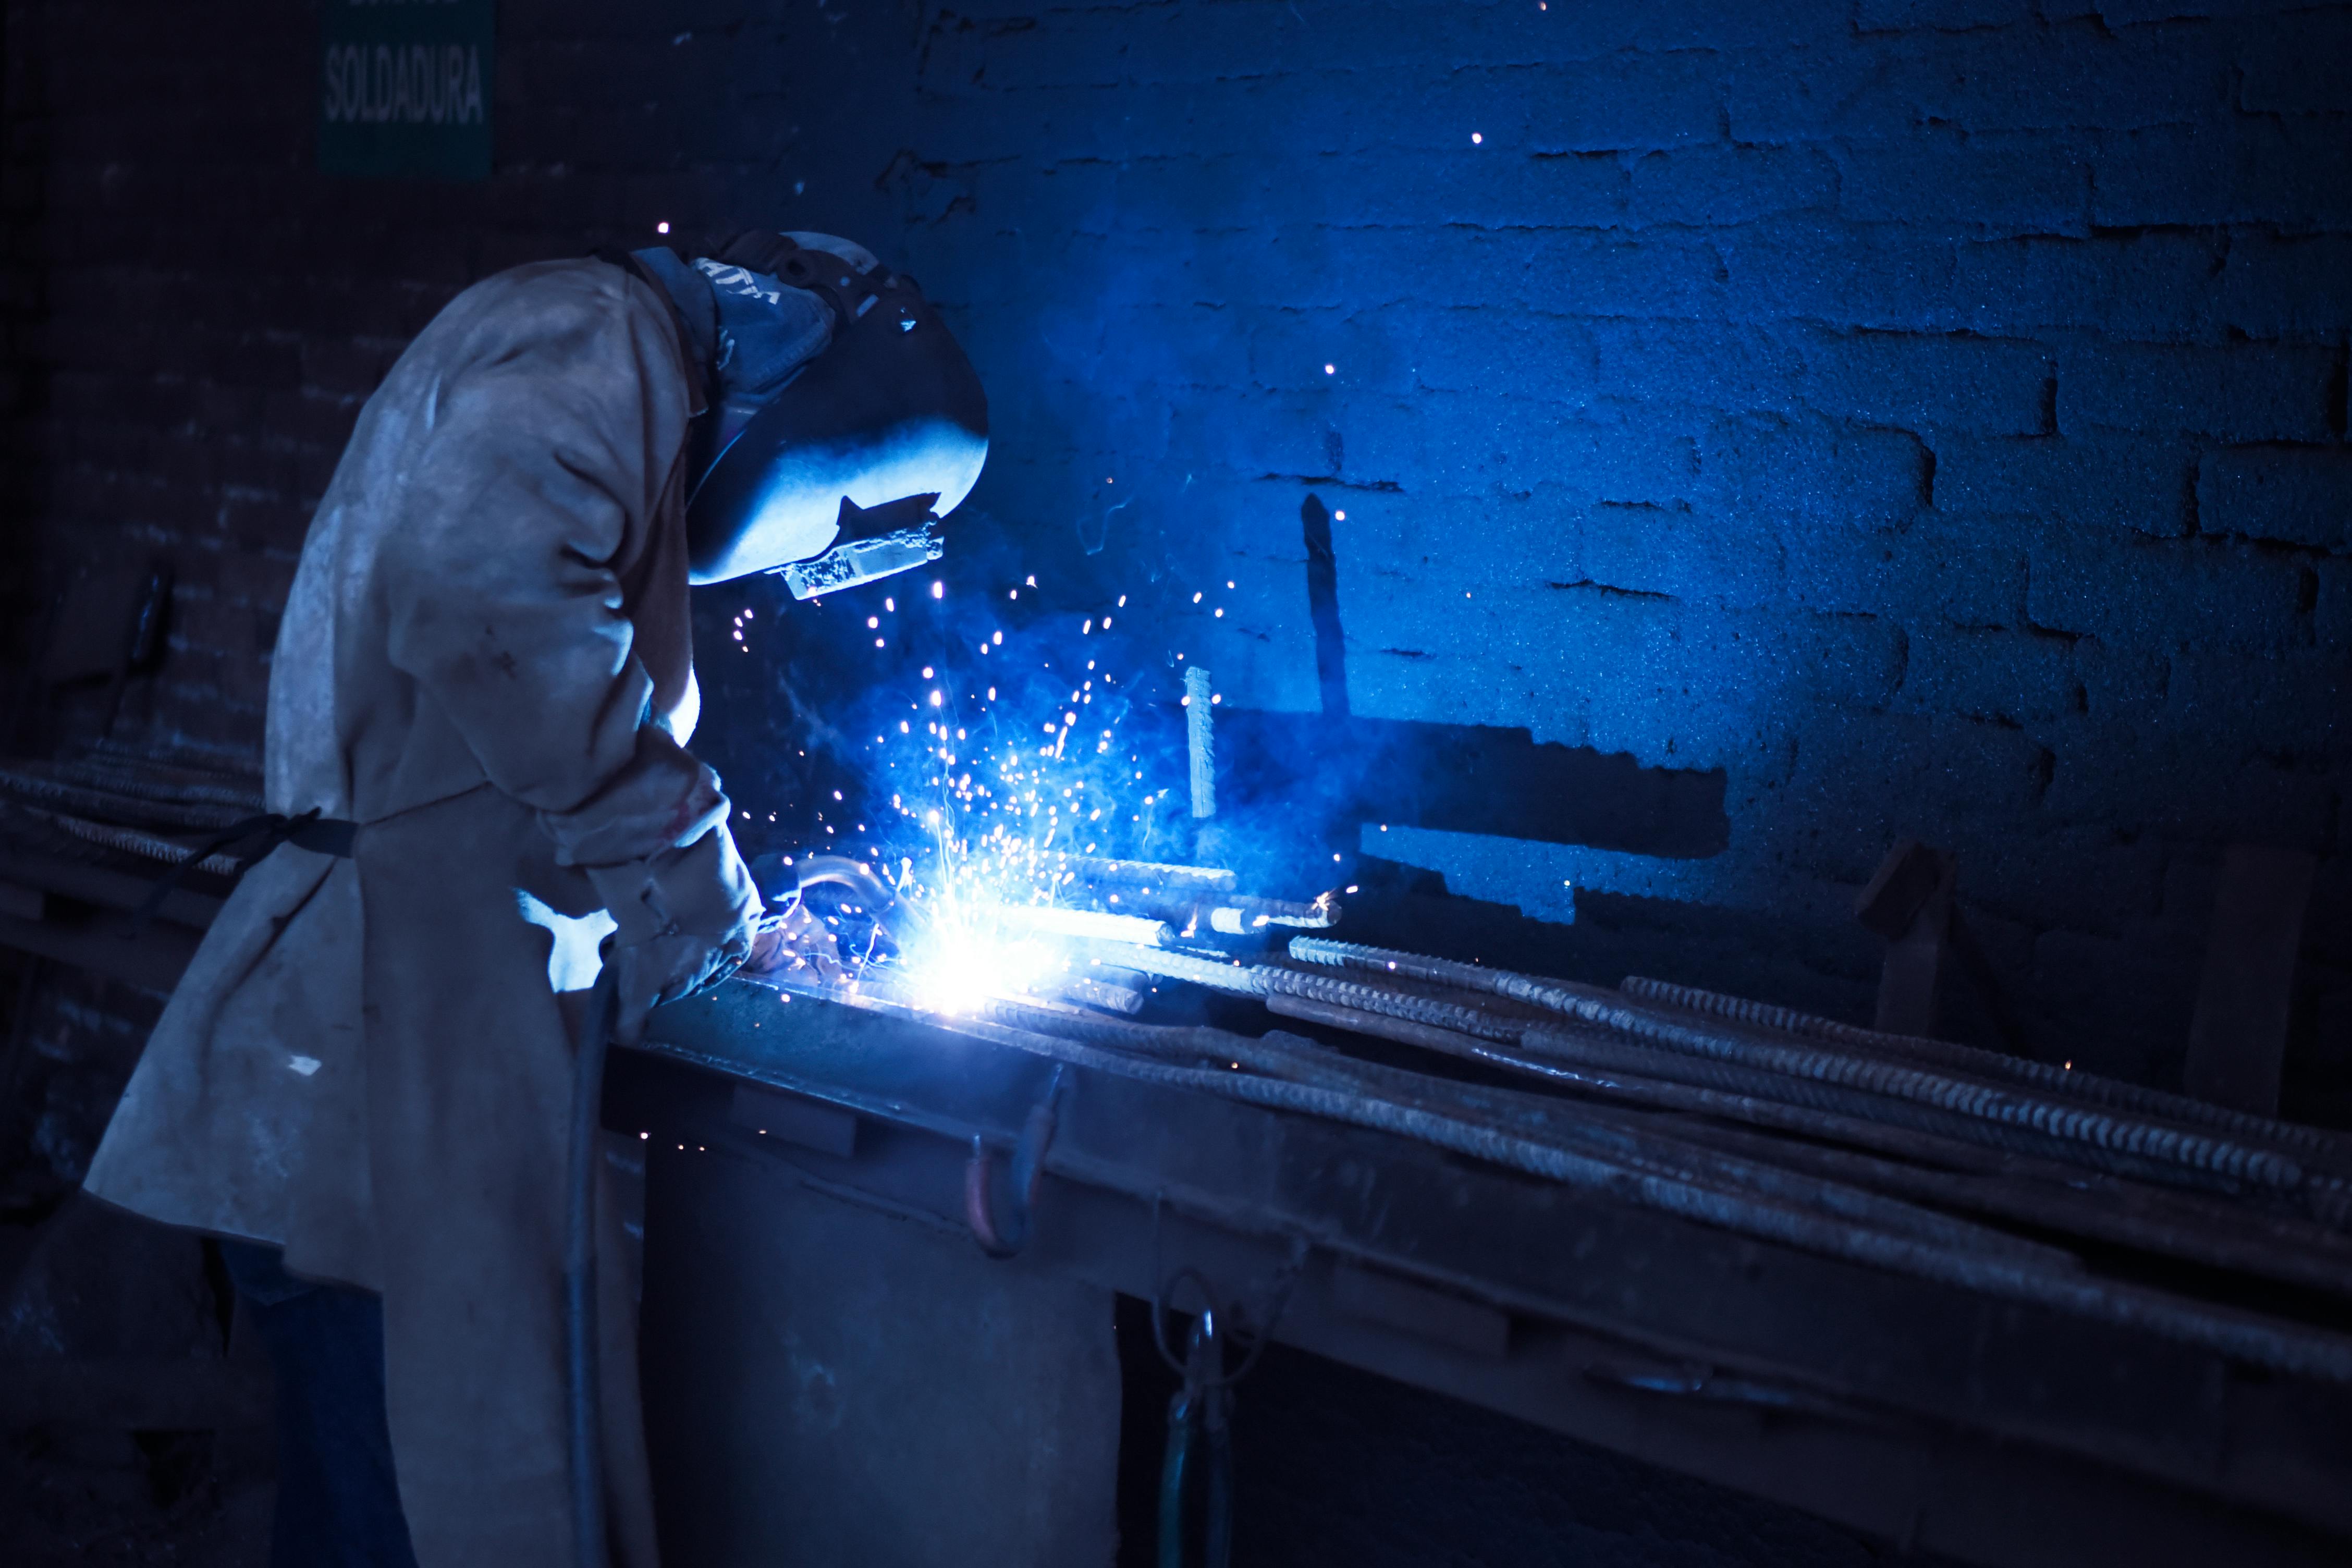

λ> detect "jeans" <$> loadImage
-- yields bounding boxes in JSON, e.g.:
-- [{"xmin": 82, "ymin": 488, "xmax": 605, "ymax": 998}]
[{"xmin": 219, "ymin": 1241, "xmax": 420, "ymax": 1568}]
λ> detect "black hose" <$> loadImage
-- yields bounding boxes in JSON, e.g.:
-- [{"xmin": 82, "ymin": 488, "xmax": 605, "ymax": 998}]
[{"xmin": 566, "ymin": 972, "xmax": 618, "ymax": 1568}]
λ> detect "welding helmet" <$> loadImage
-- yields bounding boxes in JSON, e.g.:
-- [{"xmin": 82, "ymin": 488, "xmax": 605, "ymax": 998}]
[{"xmin": 682, "ymin": 230, "xmax": 989, "ymax": 595}]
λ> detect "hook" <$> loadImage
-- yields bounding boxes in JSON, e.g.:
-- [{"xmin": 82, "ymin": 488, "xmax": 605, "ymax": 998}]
[{"xmin": 965, "ymin": 1064, "xmax": 1070, "ymax": 1258}]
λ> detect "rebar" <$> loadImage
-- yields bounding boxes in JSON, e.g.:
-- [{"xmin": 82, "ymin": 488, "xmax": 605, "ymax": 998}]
[
  {"xmin": 1622, "ymin": 973, "xmax": 2352, "ymax": 1178},
  {"xmin": 1287, "ymin": 939, "xmax": 2305, "ymax": 1191}
]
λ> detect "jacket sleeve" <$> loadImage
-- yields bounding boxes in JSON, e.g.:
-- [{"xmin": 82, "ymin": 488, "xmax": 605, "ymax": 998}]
[{"xmin": 379, "ymin": 269, "xmax": 716, "ymax": 868}]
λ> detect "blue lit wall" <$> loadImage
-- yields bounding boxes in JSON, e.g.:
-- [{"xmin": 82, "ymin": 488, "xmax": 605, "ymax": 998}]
[
  {"xmin": 838, "ymin": 3, "xmax": 2352, "ymax": 1097},
  {"xmin": 9, "ymin": 1, "xmax": 2350, "ymax": 1108}
]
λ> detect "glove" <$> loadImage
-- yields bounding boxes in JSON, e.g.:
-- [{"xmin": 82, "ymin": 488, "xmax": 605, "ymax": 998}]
[{"xmin": 586, "ymin": 824, "xmax": 759, "ymax": 1045}]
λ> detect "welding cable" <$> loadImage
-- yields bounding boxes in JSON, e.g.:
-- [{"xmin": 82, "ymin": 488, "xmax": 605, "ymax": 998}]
[
  {"xmin": 976, "ymin": 997, "xmax": 2075, "ymax": 1268},
  {"xmin": 1264, "ymin": 966, "xmax": 2291, "ymax": 1196},
  {"xmin": 563, "ymin": 971, "xmax": 618, "ymax": 1568},
  {"xmin": 1261, "ymin": 988, "xmax": 2352, "ymax": 1296},
  {"xmin": 902, "ymin": 1000, "xmax": 2352, "ymax": 1387},
  {"xmin": 1621, "ymin": 974, "xmax": 2352, "ymax": 1179},
  {"xmin": 794, "ymin": 854, "xmax": 902, "ymax": 917},
  {"xmin": 1282, "ymin": 944, "xmax": 2305, "ymax": 1192}
]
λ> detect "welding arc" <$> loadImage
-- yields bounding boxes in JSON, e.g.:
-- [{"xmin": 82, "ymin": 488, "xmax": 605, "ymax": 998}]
[
  {"xmin": 1265, "ymin": 991, "xmax": 2352, "ymax": 1307},
  {"xmin": 1282, "ymin": 941, "xmax": 2313, "ymax": 1196},
  {"xmin": 841, "ymin": 987, "xmax": 2352, "ymax": 1387}
]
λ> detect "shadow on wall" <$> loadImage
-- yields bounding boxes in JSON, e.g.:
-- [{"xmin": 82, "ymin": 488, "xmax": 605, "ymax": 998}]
[{"xmin": 1219, "ymin": 503, "xmax": 1728, "ymax": 862}]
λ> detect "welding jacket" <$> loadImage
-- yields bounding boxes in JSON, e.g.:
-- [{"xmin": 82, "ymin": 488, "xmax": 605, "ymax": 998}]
[{"xmin": 84, "ymin": 258, "xmax": 753, "ymax": 1568}]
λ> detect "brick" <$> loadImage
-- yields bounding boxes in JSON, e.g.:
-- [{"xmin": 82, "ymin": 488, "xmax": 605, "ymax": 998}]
[
  {"xmin": 1972, "ymin": 828, "xmax": 2167, "ymax": 938},
  {"xmin": 2164, "ymin": 652, "xmax": 2351, "ymax": 760},
  {"xmin": 2091, "ymin": 120, "xmax": 2352, "ymax": 232},
  {"xmin": 1785, "ymin": 512, "xmax": 2031, "ymax": 627},
  {"xmin": 2059, "ymin": 340, "xmax": 2337, "ymax": 443},
  {"xmin": 1896, "ymin": 625, "xmax": 2080, "ymax": 724},
  {"xmin": 1880, "ymin": 24, "xmax": 2228, "ymax": 134},
  {"xmin": 1628, "ymin": 144, "xmax": 1838, "ymax": 227},
  {"xmin": 2236, "ymin": 9, "xmax": 2352, "ymax": 114},
  {"xmin": 1781, "ymin": 708, "xmax": 2056, "ymax": 842},
  {"xmin": 1722, "ymin": 222, "xmax": 1963, "ymax": 330},
  {"xmin": 1798, "ymin": 328, "xmax": 2053, "ymax": 435},
  {"xmin": 1578, "ymin": 501, "xmax": 1788, "ymax": 608},
  {"xmin": 2196, "ymin": 446, "xmax": 2352, "ymax": 550},
  {"xmin": 1341, "ymin": 396, "xmax": 1700, "ymax": 504},
  {"xmin": 1951, "ymin": 231, "xmax": 2225, "ymax": 338},
  {"xmin": 1520, "ymin": 51, "xmax": 1728, "ymax": 155},
  {"xmin": 1836, "ymin": 129, "xmax": 2094, "ymax": 236},
  {"xmin": 2026, "ymin": 530, "xmax": 2309, "ymax": 651},
  {"xmin": 1938, "ymin": 434, "xmax": 2195, "ymax": 537},
  {"xmin": 1696, "ymin": 419, "xmax": 1930, "ymax": 526},
  {"xmin": 2218, "ymin": 232, "xmax": 2352, "ymax": 338},
  {"xmin": 1855, "ymin": 0, "xmax": 2038, "ymax": 27},
  {"xmin": 2315, "ymin": 560, "xmax": 2352, "ymax": 655}
]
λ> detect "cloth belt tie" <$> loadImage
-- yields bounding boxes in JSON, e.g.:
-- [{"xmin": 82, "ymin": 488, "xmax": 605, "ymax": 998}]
[{"xmin": 130, "ymin": 808, "xmax": 358, "ymax": 934}]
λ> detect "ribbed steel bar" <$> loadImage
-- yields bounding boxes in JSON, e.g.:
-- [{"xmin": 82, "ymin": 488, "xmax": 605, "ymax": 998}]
[
  {"xmin": 1285, "ymin": 939, "xmax": 2305, "ymax": 1192},
  {"xmin": 1263, "ymin": 964, "xmax": 2285, "ymax": 1195},
  {"xmin": 1623, "ymin": 974, "xmax": 2352, "ymax": 1179},
  {"xmin": 1263, "ymin": 990, "xmax": 2352, "ymax": 1302}
]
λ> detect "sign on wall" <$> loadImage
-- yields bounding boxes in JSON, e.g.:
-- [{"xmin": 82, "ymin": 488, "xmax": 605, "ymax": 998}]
[{"xmin": 318, "ymin": 0, "xmax": 494, "ymax": 181}]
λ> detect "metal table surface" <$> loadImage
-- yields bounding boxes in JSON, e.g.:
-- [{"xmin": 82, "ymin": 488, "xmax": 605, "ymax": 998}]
[{"xmin": 618, "ymin": 977, "xmax": 2352, "ymax": 1568}]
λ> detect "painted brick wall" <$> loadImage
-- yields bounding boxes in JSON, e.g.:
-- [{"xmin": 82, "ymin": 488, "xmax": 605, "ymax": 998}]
[{"xmin": 4, "ymin": 1, "xmax": 2351, "ymax": 1130}]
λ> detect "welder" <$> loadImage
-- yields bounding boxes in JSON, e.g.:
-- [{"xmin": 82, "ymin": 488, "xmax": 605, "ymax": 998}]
[{"xmin": 82, "ymin": 229, "xmax": 986, "ymax": 1568}]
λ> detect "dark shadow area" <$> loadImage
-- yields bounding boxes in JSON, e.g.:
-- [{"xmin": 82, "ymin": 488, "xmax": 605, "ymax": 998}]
[{"xmin": 1112, "ymin": 1294, "xmax": 1915, "ymax": 1568}]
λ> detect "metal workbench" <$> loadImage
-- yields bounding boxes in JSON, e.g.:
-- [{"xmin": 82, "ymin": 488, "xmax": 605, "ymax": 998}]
[{"xmin": 618, "ymin": 977, "xmax": 2352, "ymax": 1568}]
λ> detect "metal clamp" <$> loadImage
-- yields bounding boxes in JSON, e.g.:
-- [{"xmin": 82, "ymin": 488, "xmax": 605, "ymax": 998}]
[{"xmin": 964, "ymin": 1064, "xmax": 1069, "ymax": 1258}]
